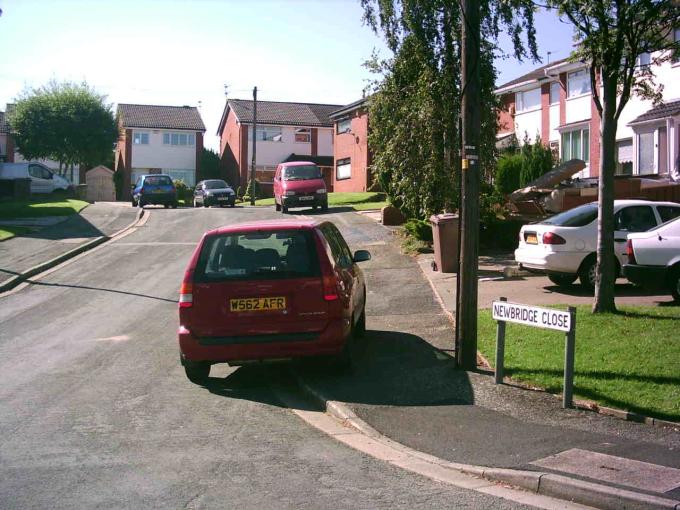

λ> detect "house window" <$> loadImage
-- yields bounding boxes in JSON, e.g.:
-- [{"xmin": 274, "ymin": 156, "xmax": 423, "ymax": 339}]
[
  {"xmin": 561, "ymin": 128, "xmax": 590, "ymax": 162},
  {"xmin": 637, "ymin": 52, "xmax": 651, "ymax": 68},
  {"xmin": 295, "ymin": 128, "xmax": 311, "ymax": 143},
  {"xmin": 567, "ymin": 69, "xmax": 591, "ymax": 98},
  {"xmin": 673, "ymin": 28, "xmax": 680, "ymax": 64},
  {"xmin": 163, "ymin": 132, "xmax": 195, "ymax": 146},
  {"xmin": 336, "ymin": 158, "xmax": 351, "ymax": 180},
  {"xmin": 250, "ymin": 126, "xmax": 282, "ymax": 142},
  {"xmin": 615, "ymin": 139, "xmax": 633, "ymax": 175},
  {"xmin": 638, "ymin": 131, "xmax": 655, "ymax": 174},
  {"xmin": 337, "ymin": 118, "xmax": 351, "ymax": 134},
  {"xmin": 133, "ymin": 132, "xmax": 149, "ymax": 145},
  {"xmin": 549, "ymin": 82, "xmax": 560, "ymax": 105},
  {"xmin": 515, "ymin": 87, "xmax": 541, "ymax": 112}
]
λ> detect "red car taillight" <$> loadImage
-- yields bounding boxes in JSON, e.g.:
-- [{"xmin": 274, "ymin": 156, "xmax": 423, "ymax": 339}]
[
  {"xmin": 179, "ymin": 270, "xmax": 194, "ymax": 308},
  {"xmin": 627, "ymin": 239, "xmax": 637, "ymax": 264},
  {"xmin": 322, "ymin": 273, "xmax": 339, "ymax": 301},
  {"xmin": 543, "ymin": 232, "xmax": 566, "ymax": 245}
]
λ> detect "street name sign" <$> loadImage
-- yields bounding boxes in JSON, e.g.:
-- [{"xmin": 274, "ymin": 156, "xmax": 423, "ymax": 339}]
[{"xmin": 492, "ymin": 300, "xmax": 571, "ymax": 333}]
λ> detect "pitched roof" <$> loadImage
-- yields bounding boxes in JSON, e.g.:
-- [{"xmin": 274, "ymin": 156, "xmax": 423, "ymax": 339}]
[
  {"xmin": 329, "ymin": 97, "xmax": 369, "ymax": 119},
  {"xmin": 117, "ymin": 104, "xmax": 206, "ymax": 131},
  {"xmin": 496, "ymin": 58, "xmax": 569, "ymax": 92},
  {"xmin": 226, "ymin": 99, "xmax": 343, "ymax": 128},
  {"xmin": 629, "ymin": 98, "xmax": 680, "ymax": 125}
]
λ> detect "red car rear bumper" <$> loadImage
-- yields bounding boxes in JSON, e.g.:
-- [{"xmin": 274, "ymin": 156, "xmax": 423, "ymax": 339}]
[{"xmin": 178, "ymin": 318, "xmax": 350, "ymax": 363}]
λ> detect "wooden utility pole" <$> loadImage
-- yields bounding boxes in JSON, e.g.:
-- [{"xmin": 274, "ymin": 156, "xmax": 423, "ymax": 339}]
[
  {"xmin": 456, "ymin": 0, "xmax": 481, "ymax": 370},
  {"xmin": 251, "ymin": 86, "xmax": 258, "ymax": 206}
]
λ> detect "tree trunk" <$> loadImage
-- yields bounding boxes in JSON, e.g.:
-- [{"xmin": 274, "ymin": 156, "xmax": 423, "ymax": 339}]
[
  {"xmin": 69, "ymin": 163, "xmax": 74, "ymax": 184},
  {"xmin": 593, "ymin": 73, "xmax": 618, "ymax": 314}
]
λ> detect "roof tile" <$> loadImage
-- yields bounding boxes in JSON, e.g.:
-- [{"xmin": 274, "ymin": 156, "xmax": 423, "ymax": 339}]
[
  {"xmin": 117, "ymin": 104, "xmax": 206, "ymax": 131},
  {"xmin": 229, "ymin": 99, "xmax": 343, "ymax": 127},
  {"xmin": 629, "ymin": 98, "xmax": 680, "ymax": 125}
]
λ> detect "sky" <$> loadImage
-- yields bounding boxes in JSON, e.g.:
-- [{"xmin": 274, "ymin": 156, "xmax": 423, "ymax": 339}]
[{"xmin": 0, "ymin": 0, "xmax": 575, "ymax": 151}]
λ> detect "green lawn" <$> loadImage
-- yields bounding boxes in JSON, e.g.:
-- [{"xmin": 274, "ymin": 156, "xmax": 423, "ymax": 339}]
[
  {"xmin": 478, "ymin": 305, "xmax": 680, "ymax": 421},
  {"xmin": 0, "ymin": 197, "xmax": 89, "ymax": 219},
  {"xmin": 0, "ymin": 225, "xmax": 32, "ymax": 242},
  {"xmin": 248, "ymin": 192, "xmax": 387, "ymax": 211},
  {"xmin": 0, "ymin": 197, "xmax": 89, "ymax": 241}
]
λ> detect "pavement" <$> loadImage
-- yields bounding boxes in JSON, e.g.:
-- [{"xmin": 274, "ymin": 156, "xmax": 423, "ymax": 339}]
[
  {"xmin": 0, "ymin": 201, "xmax": 140, "ymax": 290},
  {"xmin": 295, "ymin": 211, "xmax": 680, "ymax": 510},
  {"xmin": 2, "ymin": 204, "xmax": 679, "ymax": 509}
]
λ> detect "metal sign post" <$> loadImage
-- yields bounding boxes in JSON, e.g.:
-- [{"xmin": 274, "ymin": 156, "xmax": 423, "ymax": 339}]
[{"xmin": 492, "ymin": 298, "xmax": 577, "ymax": 409}]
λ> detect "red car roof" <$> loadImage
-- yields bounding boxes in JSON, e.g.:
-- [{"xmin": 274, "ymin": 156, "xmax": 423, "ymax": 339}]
[
  {"xmin": 280, "ymin": 161, "xmax": 317, "ymax": 167},
  {"xmin": 206, "ymin": 218, "xmax": 322, "ymax": 236}
]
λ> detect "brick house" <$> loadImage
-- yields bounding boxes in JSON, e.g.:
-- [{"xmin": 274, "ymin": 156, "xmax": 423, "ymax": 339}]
[
  {"xmin": 328, "ymin": 98, "xmax": 373, "ymax": 192},
  {"xmin": 216, "ymin": 99, "xmax": 341, "ymax": 190},
  {"xmin": 496, "ymin": 39, "xmax": 680, "ymax": 179},
  {"xmin": 0, "ymin": 108, "xmax": 13, "ymax": 163},
  {"xmin": 115, "ymin": 104, "xmax": 206, "ymax": 198}
]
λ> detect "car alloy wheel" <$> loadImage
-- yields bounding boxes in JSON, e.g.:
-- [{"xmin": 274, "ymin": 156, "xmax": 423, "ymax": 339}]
[{"xmin": 579, "ymin": 259, "xmax": 596, "ymax": 290}]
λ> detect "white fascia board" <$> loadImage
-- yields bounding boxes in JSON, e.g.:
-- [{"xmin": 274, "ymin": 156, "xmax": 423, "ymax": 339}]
[{"xmin": 544, "ymin": 61, "xmax": 588, "ymax": 76}]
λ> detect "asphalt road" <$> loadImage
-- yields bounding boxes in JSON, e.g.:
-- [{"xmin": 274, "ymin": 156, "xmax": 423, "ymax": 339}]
[{"xmin": 0, "ymin": 206, "xmax": 531, "ymax": 509}]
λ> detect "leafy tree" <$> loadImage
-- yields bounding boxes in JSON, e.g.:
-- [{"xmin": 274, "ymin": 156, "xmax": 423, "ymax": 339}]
[
  {"xmin": 198, "ymin": 148, "xmax": 221, "ymax": 181},
  {"xmin": 548, "ymin": 0, "xmax": 680, "ymax": 313},
  {"xmin": 9, "ymin": 81, "xmax": 118, "ymax": 181},
  {"xmin": 361, "ymin": 0, "xmax": 539, "ymax": 219},
  {"xmin": 494, "ymin": 136, "xmax": 555, "ymax": 195},
  {"xmin": 495, "ymin": 153, "xmax": 523, "ymax": 194}
]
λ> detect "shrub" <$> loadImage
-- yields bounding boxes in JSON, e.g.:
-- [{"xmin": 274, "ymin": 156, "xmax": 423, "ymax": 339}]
[
  {"xmin": 173, "ymin": 179, "xmax": 193, "ymax": 202},
  {"xmin": 495, "ymin": 154, "xmax": 523, "ymax": 195},
  {"xmin": 404, "ymin": 218, "xmax": 433, "ymax": 242},
  {"xmin": 242, "ymin": 179, "xmax": 261, "ymax": 201}
]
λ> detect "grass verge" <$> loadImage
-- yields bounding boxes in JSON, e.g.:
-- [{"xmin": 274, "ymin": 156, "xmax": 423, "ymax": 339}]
[
  {"xmin": 249, "ymin": 192, "xmax": 387, "ymax": 211},
  {"xmin": 478, "ymin": 305, "xmax": 680, "ymax": 422},
  {"xmin": 0, "ymin": 225, "xmax": 32, "ymax": 242},
  {"xmin": 0, "ymin": 197, "xmax": 89, "ymax": 241},
  {"xmin": 0, "ymin": 198, "xmax": 89, "ymax": 219}
]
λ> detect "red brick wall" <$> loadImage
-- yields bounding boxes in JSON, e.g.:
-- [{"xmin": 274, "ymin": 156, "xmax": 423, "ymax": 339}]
[
  {"xmin": 218, "ymin": 109, "xmax": 245, "ymax": 188},
  {"xmin": 559, "ymin": 73, "xmax": 567, "ymax": 126},
  {"xmin": 540, "ymin": 83, "xmax": 550, "ymax": 145},
  {"xmin": 239, "ymin": 124, "xmax": 249, "ymax": 188},
  {"xmin": 311, "ymin": 128, "xmax": 318, "ymax": 156},
  {"xmin": 6, "ymin": 134, "xmax": 15, "ymax": 162},
  {"xmin": 589, "ymin": 79, "xmax": 601, "ymax": 178},
  {"xmin": 195, "ymin": 131, "xmax": 203, "ymax": 179},
  {"xmin": 497, "ymin": 94, "xmax": 515, "ymax": 135},
  {"xmin": 333, "ymin": 109, "xmax": 370, "ymax": 192}
]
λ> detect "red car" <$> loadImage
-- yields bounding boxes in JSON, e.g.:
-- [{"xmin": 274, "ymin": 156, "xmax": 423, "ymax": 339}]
[
  {"xmin": 273, "ymin": 161, "xmax": 328, "ymax": 213},
  {"xmin": 178, "ymin": 218, "xmax": 370, "ymax": 382}
]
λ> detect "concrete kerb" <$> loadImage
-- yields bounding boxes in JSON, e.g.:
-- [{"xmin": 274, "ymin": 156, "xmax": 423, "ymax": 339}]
[
  {"xmin": 0, "ymin": 208, "xmax": 145, "ymax": 294},
  {"xmin": 294, "ymin": 371, "xmax": 680, "ymax": 510}
]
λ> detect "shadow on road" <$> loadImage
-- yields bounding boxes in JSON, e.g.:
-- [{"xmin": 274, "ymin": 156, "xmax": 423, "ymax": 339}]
[
  {"xmin": 11, "ymin": 212, "xmax": 105, "ymax": 241},
  {"xmin": 295, "ymin": 329, "xmax": 474, "ymax": 408}
]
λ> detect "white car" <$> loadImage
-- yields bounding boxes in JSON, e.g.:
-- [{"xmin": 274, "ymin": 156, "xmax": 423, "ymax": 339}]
[
  {"xmin": 0, "ymin": 162, "xmax": 71, "ymax": 193},
  {"xmin": 623, "ymin": 216, "xmax": 680, "ymax": 302},
  {"xmin": 514, "ymin": 200, "xmax": 680, "ymax": 289}
]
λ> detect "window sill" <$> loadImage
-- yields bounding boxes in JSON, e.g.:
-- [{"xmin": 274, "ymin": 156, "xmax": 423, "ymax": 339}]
[
  {"xmin": 566, "ymin": 93, "xmax": 591, "ymax": 101},
  {"xmin": 515, "ymin": 106, "xmax": 542, "ymax": 115}
]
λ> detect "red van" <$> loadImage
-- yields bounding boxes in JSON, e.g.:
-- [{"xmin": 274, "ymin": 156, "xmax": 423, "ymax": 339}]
[
  {"xmin": 273, "ymin": 161, "xmax": 328, "ymax": 213},
  {"xmin": 178, "ymin": 219, "xmax": 371, "ymax": 382}
]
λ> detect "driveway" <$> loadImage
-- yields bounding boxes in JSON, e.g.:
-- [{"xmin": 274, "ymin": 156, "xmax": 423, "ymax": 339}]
[{"xmin": 416, "ymin": 252, "xmax": 678, "ymax": 309}]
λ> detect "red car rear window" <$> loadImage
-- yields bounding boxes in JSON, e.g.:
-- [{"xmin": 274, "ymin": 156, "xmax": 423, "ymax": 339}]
[{"xmin": 194, "ymin": 229, "xmax": 321, "ymax": 282}]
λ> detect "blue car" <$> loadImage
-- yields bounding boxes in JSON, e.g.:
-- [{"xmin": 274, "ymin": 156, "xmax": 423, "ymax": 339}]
[{"xmin": 132, "ymin": 174, "xmax": 178, "ymax": 209}]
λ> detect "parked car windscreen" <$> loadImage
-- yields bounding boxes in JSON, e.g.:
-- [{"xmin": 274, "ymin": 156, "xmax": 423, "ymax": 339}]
[
  {"xmin": 541, "ymin": 203, "xmax": 598, "ymax": 227},
  {"xmin": 204, "ymin": 180, "xmax": 229, "ymax": 189},
  {"xmin": 144, "ymin": 176, "xmax": 173, "ymax": 186},
  {"xmin": 194, "ymin": 229, "xmax": 321, "ymax": 282},
  {"xmin": 282, "ymin": 165, "xmax": 322, "ymax": 181}
]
